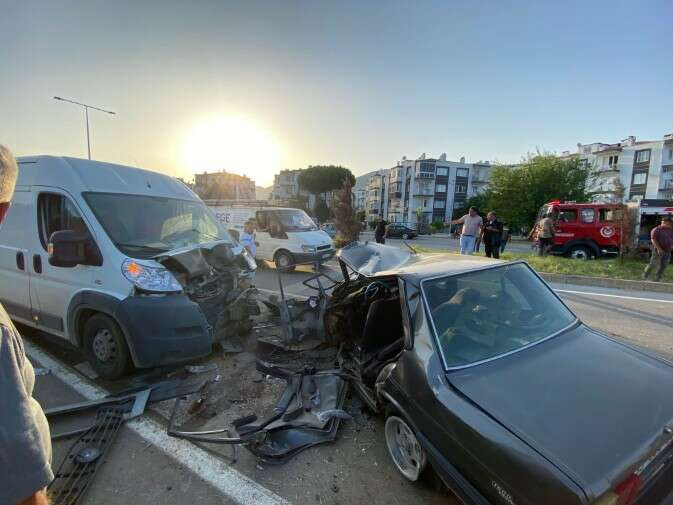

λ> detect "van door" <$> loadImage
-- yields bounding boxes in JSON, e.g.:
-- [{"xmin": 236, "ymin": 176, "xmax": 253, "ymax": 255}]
[
  {"xmin": 29, "ymin": 189, "xmax": 98, "ymax": 340},
  {"xmin": 0, "ymin": 188, "xmax": 37, "ymax": 326},
  {"xmin": 254, "ymin": 210, "xmax": 279, "ymax": 262}
]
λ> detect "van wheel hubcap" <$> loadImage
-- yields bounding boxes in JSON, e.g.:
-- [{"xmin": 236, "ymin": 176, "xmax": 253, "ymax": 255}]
[
  {"xmin": 385, "ymin": 416, "xmax": 426, "ymax": 481},
  {"xmin": 570, "ymin": 248, "xmax": 590, "ymax": 260},
  {"xmin": 92, "ymin": 329, "xmax": 116, "ymax": 362}
]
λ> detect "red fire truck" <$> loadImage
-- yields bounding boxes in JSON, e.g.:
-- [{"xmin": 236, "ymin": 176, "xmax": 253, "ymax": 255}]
[{"xmin": 535, "ymin": 199, "xmax": 673, "ymax": 260}]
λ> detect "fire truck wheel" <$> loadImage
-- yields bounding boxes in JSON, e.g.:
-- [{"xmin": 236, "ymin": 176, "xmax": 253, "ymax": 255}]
[{"xmin": 568, "ymin": 245, "xmax": 593, "ymax": 260}]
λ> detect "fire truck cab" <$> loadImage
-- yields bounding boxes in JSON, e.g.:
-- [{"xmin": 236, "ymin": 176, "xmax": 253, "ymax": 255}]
[{"xmin": 537, "ymin": 201, "xmax": 622, "ymax": 260}]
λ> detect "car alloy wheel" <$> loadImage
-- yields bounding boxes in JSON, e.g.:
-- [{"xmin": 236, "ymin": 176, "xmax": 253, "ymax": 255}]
[
  {"xmin": 402, "ymin": 233, "xmax": 409, "ymax": 240},
  {"xmin": 385, "ymin": 415, "xmax": 427, "ymax": 481},
  {"xmin": 92, "ymin": 328, "xmax": 117, "ymax": 362}
]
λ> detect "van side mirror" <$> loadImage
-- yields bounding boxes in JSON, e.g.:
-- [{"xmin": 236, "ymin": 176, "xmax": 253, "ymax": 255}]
[{"xmin": 48, "ymin": 230, "xmax": 102, "ymax": 267}]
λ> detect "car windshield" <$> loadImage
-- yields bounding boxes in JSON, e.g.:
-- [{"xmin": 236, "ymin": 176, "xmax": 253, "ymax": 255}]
[
  {"xmin": 422, "ymin": 263, "xmax": 576, "ymax": 369},
  {"xmin": 84, "ymin": 192, "xmax": 232, "ymax": 259},
  {"xmin": 274, "ymin": 209, "xmax": 318, "ymax": 232}
]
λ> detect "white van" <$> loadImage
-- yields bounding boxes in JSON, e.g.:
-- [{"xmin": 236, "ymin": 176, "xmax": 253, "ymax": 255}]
[
  {"xmin": 207, "ymin": 203, "xmax": 335, "ymax": 271},
  {"xmin": 0, "ymin": 156, "xmax": 257, "ymax": 379}
]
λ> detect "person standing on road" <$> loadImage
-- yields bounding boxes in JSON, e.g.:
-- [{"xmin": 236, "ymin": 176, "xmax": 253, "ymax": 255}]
[
  {"xmin": 0, "ymin": 146, "xmax": 53, "ymax": 505},
  {"xmin": 448, "ymin": 207, "xmax": 483, "ymax": 255},
  {"xmin": 482, "ymin": 211, "xmax": 504, "ymax": 259},
  {"xmin": 643, "ymin": 216, "xmax": 673, "ymax": 282},
  {"xmin": 375, "ymin": 219, "xmax": 387, "ymax": 244},
  {"xmin": 239, "ymin": 219, "xmax": 257, "ymax": 283},
  {"xmin": 535, "ymin": 215, "xmax": 555, "ymax": 257}
]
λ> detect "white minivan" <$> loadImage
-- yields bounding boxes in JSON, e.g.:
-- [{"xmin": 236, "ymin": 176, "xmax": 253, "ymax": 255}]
[
  {"xmin": 0, "ymin": 156, "xmax": 257, "ymax": 379},
  {"xmin": 207, "ymin": 203, "xmax": 335, "ymax": 271}
]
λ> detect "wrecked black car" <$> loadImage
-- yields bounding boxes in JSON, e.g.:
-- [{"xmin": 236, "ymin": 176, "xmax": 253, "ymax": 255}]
[{"xmin": 328, "ymin": 243, "xmax": 673, "ymax": 505}]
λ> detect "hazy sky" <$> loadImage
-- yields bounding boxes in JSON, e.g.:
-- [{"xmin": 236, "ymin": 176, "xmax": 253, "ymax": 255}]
[{"xmin": 2, "ymin": 0, "xmax": 672, "ymax": 186}]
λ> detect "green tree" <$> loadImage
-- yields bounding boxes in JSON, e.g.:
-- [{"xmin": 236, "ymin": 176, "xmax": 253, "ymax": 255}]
[
  {"xmin": 452, "ymin": 191, "xmax": 494, "ymax": 221},
  {"xmin": 356, "ymin": 210, "xmax": 366, "ymax": 222},
  {"xmin": 486, "ymin": 154, "xmax": 593, "ymax": 231},
  {"xmin": 298, "ymin": 165, "xmax": 355, "ymax": 194},
  {"xmin": 313, "ymin": 198, "xmax": 333, "ymax": 222}
]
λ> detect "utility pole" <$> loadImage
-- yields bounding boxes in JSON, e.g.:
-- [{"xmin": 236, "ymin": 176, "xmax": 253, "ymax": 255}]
[{"xmin": 53, "ymin": 96, "xmax": 116, "ymax": 159}]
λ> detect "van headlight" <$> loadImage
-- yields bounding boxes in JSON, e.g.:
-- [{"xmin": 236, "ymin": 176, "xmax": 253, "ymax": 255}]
[
  {"xmin": 301, "ymin": 245, "xmax": 317, "ymax": 253},
  {"xmin": 122, "ymin": 259, "xmax": 182, "ymax": 293}
]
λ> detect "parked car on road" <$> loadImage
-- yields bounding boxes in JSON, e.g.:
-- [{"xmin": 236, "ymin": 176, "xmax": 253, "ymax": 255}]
[
  {"xmin": 327, "ymin": 242, "xmax": 673, "ymax": 505},
  {"xmin": 385, "ymin": 223, "xmax": 417, "ymax": 239},
  {"xmin": 0, "ymin": 156, "xmax": 258, "ymax": 379}
]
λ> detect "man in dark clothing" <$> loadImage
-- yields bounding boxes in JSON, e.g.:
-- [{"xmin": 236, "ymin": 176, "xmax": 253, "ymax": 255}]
[
  {"xmin": 482, "ymin": 211, "xmax": 503, "ymax": 259},
  {"xmin": 374, "ymin": 220, "xmax": 387, "ymax": 244},
  {"xmin": 643, "ymin": 216, "xmax": 673, "ymax": 282}
]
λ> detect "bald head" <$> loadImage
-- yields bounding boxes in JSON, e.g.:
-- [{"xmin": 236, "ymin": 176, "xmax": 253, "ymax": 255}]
[{"xmin": 0, "ymin": 145, "xmax": 18, "ymax": 204}]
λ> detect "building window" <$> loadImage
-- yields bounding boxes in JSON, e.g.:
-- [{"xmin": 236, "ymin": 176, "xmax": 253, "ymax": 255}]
[
  {"xmin": 435, "ymin": 184, "xmax": 447, "ymax": 193},
  {"xmin": 436, "ymin": 167, "xmax": 448, "ymax": 176},
  {"xmin": 669, "ymin": 149, "xmax": 673, "ymax": 160},
  {"xmin": 455, "ymin": 183, "xmax": 467, "ymax": 194},
  {"xmin": 433, "ymin": 200, "xmax": 445, "ymax": 208},
  {"xmin": 632, "ymin": 172, "xmax": 648, "ymax": 186},
  {"xmin": 608, "ymin": 155, "xmax": 618, "ymax": 167},
  {"xmin": 579, "ymin": 159, "xmax": 589, "ymax": 169},
  {"xmin": 423, "ymin": 199, "xmax": 428, "ymax": 207},
  {"xmin": 635, "ymin": 150, "xmax": 650, "ymax": 163},
  {"xmin": 456, "ymin": 168, "xmax": 469, "ymax": 178}
]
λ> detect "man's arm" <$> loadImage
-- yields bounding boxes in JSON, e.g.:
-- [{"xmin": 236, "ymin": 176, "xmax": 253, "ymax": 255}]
[
  {"xmin": 0, "ymin": 324, "xmax": 53, "ymax": 505},
  {"xmin": 446, "ymin": 215, "xmax": 465, "ymax": 225},
  {"xmin": 651, "ymin": 230, "xmax": 663, "ymax": 254}
]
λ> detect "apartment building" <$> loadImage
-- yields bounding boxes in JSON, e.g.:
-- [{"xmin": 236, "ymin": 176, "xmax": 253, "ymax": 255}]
[
  {"xmin": 366, "ymin": 153, "xmax": 492, "ymax": 226},
  {"xmin": 566, "ymin": 134, "xmax": 673, "ymax": 202},
  {"xmin": 193, "ymin": 170, "xmax": 256, "ymax": 200},
  {"xmin": 271, "ymin": 169, "xmax": 303, "ymax": 201}
]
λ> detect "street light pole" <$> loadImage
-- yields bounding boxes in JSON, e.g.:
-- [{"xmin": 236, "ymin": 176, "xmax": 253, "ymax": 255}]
[{"xmin": 53, "ymin": 96, "xmax": 115, "ymax": 160}]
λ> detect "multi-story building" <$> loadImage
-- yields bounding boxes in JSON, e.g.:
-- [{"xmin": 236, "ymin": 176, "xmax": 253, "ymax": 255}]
[
  {"xmin": 271, "ymin": 169, "xmax": 303, "ymax": 201},
  {"xmin": 364, "ymin": 170, "xmax": 388, "ymax": 221},
  {"xmin": 566, "ymin": 134, "xmax": 673, "ymax": 202},
  {"xmin": 193, "ymin": 170, "xmax": 256, "ymax": 200},
  {"xmin": 354, "ymin": 188, "xmax": 367, "ymax": 213},
  {"xmin": 377, "ymin": 153, "xmax": 492, "ymax": 226}
]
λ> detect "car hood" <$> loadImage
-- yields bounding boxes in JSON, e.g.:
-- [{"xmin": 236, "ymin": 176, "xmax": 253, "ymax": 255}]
[
  {"xmin": 448, "ymin": 324, "xmax": 673, "ymax": 498},
  {"xmin": 287, "ymin": 230, "xmax": 333, "ymax": 247}
]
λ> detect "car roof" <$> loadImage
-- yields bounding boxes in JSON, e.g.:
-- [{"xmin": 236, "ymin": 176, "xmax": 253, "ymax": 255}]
[
  {"xmin": 337, "ymin": 242, "xmax": 501, "ymax": 281},
  {"xmin": 16, "ymin": 155, "xmax": 197, "ymax": 201}
]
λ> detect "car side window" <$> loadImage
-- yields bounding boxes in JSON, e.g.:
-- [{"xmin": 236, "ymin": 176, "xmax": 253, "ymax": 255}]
[
  {"xmin": 557, "ymin": 209, "xmax": 577, "ymax": 223},
  {"xmin": 256, "ymin": 211, "xmax": 268, "ymax": 231},
  {"xmin": 580, "ymin": 208, "xmax": 595, "ymax": 223},
  {"xmin": 37, "ymin": 193, "xmax": 89, "ymax": 250}
]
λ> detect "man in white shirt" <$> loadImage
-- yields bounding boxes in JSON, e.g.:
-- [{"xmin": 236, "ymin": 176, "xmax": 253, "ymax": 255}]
[{"xmin": 447, "ymin": 207, "xmax": 483, "ymax": 255}]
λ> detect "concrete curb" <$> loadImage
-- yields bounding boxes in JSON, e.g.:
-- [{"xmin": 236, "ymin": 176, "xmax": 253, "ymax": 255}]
[{"xmin": 539, "ymin": 272, "xmax": 673, "ymax": 294}]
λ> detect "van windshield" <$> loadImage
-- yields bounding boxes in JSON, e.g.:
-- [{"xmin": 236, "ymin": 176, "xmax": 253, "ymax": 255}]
[
  {"xmin": 84, "ymin": 192, "xmax": 232, "ymax": 259},
  {"xmin": 272, "ymin": 209, "xmax": 318, "ymax": 232}
]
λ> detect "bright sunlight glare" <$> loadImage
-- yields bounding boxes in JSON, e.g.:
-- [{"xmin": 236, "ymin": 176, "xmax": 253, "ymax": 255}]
[{"xmin": 182, "ymin": 115, "xmax": 282, "ymax": 186}]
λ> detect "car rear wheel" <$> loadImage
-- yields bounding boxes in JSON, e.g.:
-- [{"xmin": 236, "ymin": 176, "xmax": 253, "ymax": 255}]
[
  {"xmin": 274, "ymin": 250, "xmax": 296, "ymax": 272},
  {"xmin": 385, "ymin": 415, "xmax": 427, "ymax": 482},
  {"xmin": 83, "ymin": 313, "xmax": 132, "ymax": 380},
  {"xmin": 568, "ymin": 245, "xmax": 592, "ymax": 260},
  {"xmin": 402, "ymin": 233, "xmax": 409, "ymax": 240}
]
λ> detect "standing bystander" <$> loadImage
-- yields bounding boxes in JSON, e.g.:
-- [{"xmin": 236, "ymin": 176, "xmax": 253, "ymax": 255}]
[
  {"xmin": 482, "ymin": 211, "xmax": 504, "ymax": 259},
  {"xmin": 642, "ymin": 216, "xmax": 673, "ymax": 282},
  {"xmin": 448, "ymin": 207, "xmax": 483, "ymax": 255},
  {"xmin": 535, "ymin": 215, "xmax": 555, "ymax": 257},
  {"xmin": 374, "ymin": 220, "xmax": 387, "ymax": 244},
  {"xmin": 0, "ymin": 145, "xmax": 53, "ymax": 505}
]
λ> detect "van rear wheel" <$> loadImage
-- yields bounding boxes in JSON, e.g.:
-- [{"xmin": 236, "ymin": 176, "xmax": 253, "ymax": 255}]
[
  {"xmin": 83, "ymin": 314, "xmax": 132, "ymax": 380},
  {"xmin": 274, "ymin": 250, "xmax": 296, "ymax": 272}
]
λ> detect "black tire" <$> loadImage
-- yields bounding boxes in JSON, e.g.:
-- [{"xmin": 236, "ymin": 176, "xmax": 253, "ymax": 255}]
[
  {"xmin": 274, "ymin": 250, "xmax": 296, "ymax": 272},
  {"xmin": 82, "ymin": 313, "xmax": 132, "ymax": 380},
  {"xmin": 568, "ymin": 245, "xmax": 593, "ymax": 260}
]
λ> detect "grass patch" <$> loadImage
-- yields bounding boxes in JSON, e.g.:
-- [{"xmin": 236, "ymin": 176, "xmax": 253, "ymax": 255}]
[{"xmin": 415, "ymin": 247, "xmax": 673, "ymax": 283}]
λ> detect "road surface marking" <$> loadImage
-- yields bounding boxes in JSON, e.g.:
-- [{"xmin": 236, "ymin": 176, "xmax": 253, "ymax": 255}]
[
  {"xmin": 555, "ymin": 289, "xmax": 673, "ymax": 304},
  {"xmin": 24, "ymin": 341, "xmax": 291, "ymax": 505}
]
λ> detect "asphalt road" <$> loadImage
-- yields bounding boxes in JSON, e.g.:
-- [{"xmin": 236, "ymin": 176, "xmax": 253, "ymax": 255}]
[
  {"xmin": 359, "ymin": 230, "xmax": 533, "ymax": 254},
  {"xmin": 23, "ymin": 264, "xmax": 673, "ymax": 505}
]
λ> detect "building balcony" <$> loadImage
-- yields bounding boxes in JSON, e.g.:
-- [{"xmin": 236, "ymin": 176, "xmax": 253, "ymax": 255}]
[
  {"xmin": 415, "ymin": 172, "xmax": 435, "ymax": 180},
  {"xmin": 413, "ymin": 189, "xmax": 434, "ymax": 196}
]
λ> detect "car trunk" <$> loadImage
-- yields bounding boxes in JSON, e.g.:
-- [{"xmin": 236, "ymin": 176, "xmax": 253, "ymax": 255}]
[{"xmin": 447, "ymin": 325, "xmax": 673, "ymax": 500}]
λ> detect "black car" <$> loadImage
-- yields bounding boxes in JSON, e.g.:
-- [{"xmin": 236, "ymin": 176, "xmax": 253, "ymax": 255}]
[
  {"xmin": 326, "ymin": 243, "xmax": 673, "ymax": 505},
  {"xmin": 386, "ymin": 223, "xmax": 417, "ymax": 239}
]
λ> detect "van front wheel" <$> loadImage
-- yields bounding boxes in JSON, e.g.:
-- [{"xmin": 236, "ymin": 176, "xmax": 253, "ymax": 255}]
[
  {"xmin": 274, "ymin": 250, "xmax": 296, "ymax": 272},
  {"xmin": 83, "ymin": 314, "xmax": 132, "ymax": 380}
]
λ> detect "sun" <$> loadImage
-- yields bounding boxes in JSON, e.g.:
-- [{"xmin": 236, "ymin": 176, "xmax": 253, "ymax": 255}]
[{"xmin": 182, "ymin": 115, "xmax": 281, "ymax": 186}]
